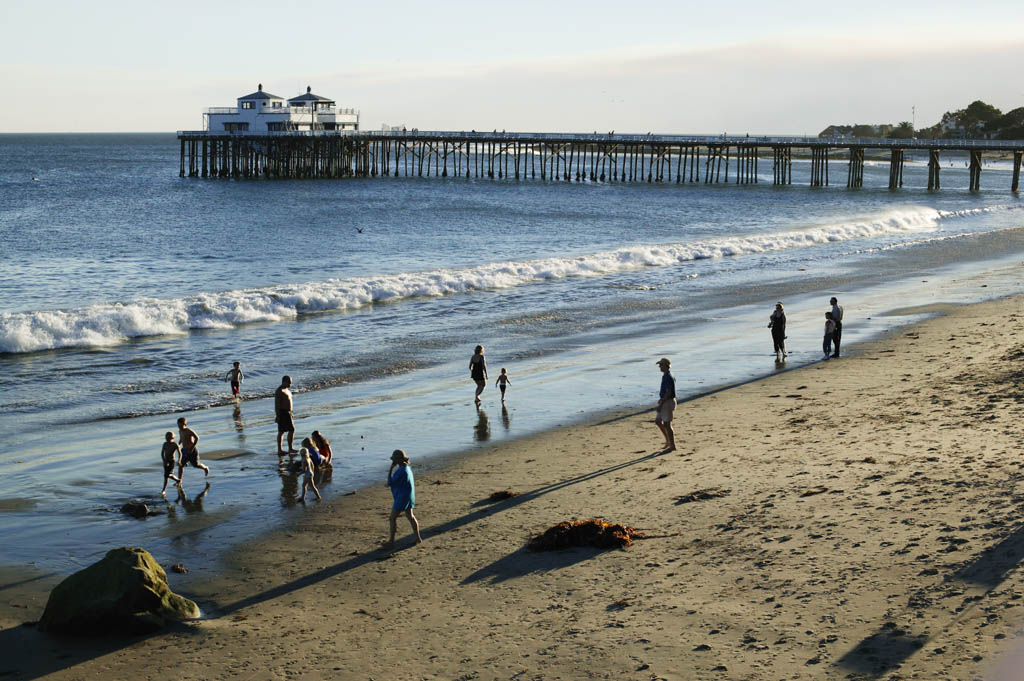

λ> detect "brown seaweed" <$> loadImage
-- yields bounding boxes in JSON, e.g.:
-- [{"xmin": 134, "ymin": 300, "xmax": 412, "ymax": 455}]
[{"xmin": 528, "ymin": 518, "xmax": 647, "ymax": 551}]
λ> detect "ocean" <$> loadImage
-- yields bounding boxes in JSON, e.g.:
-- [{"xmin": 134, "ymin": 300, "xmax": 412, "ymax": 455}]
[{"xmin": 1, "ymin": 133, "xmax": 1022, "ymax": 575}]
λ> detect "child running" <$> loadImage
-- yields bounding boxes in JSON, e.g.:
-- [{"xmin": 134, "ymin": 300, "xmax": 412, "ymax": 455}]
[
  {"xmin": 177, "ymin": 417, "xmax": 211, "ymax": 481},
  {"xmin": 823, "ymin": 311, "xmax": 836, "ymax": 359},
  {"xmin": 224, "ymin": 361, "xmax": 244, "ymax": 398},
  {"xmin": 160, "ymin": 432, "xmax": 182, "ymax": 494},
  {"xmin": 386, "ymin": 449, "xmax": 422, "ymax": 548},
  {"xmin": 311, "ymin": 430, "xmax": 333, "ymax": 464},
  {"xmin": 495, "ymin": 368, "xmax": 511, "ymax": 403},
  {"xmin": 297, "ymin": 447, "xmax": 322, "ymax": 502}
]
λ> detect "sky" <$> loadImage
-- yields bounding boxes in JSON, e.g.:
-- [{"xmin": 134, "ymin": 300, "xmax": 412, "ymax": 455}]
[{"xmin": 1, "ymin": 0, "xmax": 1023, "ymax": 134}]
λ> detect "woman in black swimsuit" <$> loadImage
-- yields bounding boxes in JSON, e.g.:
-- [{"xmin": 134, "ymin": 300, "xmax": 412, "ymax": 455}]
[{"xmin": 469, "ymin": 345, "xmax": 488, "ymax": 404}]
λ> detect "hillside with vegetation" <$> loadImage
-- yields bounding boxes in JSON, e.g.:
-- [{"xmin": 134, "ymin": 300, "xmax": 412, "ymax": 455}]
[{"xmin": 819, "ymin": 100, "xmax": 1024, "ymax": 140}]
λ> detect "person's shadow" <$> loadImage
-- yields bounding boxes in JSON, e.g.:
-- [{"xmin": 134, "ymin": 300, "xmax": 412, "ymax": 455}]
[
  {"xmin": 501, "ymin": 404, "xmax": 510, "ymax": 432},
  {"xmin": 474, "ymin": 406, "xmax": 491, "ymax": 442}
]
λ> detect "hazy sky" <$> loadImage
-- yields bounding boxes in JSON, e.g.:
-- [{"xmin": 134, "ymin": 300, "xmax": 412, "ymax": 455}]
[{"xmin": 1, "ymin": 0, "xmax": 1022, "ymax": 133}]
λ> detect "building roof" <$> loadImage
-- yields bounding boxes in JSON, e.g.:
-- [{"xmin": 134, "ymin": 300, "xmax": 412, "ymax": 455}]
[
  {"xmin": 288, "ymin": 86, "xmax": 334, "ymax": 104},
  {"xmin": 238, "ymin": 83, "xmax": 284, "ymax": 101}
]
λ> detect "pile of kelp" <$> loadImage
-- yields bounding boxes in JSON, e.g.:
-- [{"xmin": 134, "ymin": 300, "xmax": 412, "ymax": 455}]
[{"xmin": 528, "ymin": 518, "xmax": 647, "ymax": 551}]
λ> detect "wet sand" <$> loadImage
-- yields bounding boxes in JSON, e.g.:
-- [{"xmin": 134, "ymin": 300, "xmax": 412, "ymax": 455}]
[{"xmin": 3, "ymin": 294, "xmax": 1024, "ymax": 680}]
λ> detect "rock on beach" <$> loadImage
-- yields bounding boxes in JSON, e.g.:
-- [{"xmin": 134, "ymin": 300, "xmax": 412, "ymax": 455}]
[{"xmin": 39, "ymin": 546, "xmax": 199, "ymax": 635}]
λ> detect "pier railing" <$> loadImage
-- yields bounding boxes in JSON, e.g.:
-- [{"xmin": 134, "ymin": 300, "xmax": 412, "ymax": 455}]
[
  {"xmin": 176, "ymin": 129, "xmax": 1024, "ymax": 191},
  {"xmin": 178, "ymin": 129, "xmax": 1024, "ymax": 150}
]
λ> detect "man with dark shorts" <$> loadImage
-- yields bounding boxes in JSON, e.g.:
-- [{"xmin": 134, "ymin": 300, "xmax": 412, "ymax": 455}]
[
  {"xmin": 275, "ymin": 375, "xmax": 297, "ymax": 455},
  {"xmin": 830, "ymin": 296, "xmax": 844, "ymax": 358},
  {"xmin": 176, "ymin": 417, "xmax": 210, "ymax": 480},
  {"xmin": 655, "ymin": 357, "xmax": 676, "ymax": 452}
]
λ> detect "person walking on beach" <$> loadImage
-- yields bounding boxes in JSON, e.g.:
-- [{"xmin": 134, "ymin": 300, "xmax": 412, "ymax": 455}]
[
  {"xmin": 176, "ymin": 417, "xmax": 210, "ymax": 481},
  {"xmin": 768, "ymin": 302, "xmax": 787, "ymax": 362},
  {"xmin": 495, "ymin": 367, "xmax": 511, "ymax": 403},
  {"xmin": 386, "ymin": 449, "xmax": 422, "ymax": 548},
  {"xmin": 829, "ymin": 296, "xmax": 844, "ymax": 358},
  {"xmin": 470, "ymin": 345, "xmax": 488, "ymax": 404},
  {"xmin": 655, "ymin": 358, "xmax": 676, "ymax": 452},
  {"xmin": 823, "ymin": 312, "xmax": 836, "ymax": 358},
  {"xmin": 224, "ymin": 361, "xmax": 243, "ymax": 398},
  {"xmin": 297, "ymin": 448, "xmax": 322, "ymax": 502},
  {"xmin": 160, "ymin": 431, "xmax": 182, "ymax": 494},
  {"xmin": 275, "ymin": 375, "xmax": 296, "ymax": 455}
]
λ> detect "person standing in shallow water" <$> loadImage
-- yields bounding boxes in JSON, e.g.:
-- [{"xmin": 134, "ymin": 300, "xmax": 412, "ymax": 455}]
[
  {"xmin": 469, "ymin": 345, "xmax": 488, "ymax": 404},
  {"xmin": 830, "ymin": 297, "xmax": 844, "ymax": 358},
  {"xmin": 275, "ymin": 375, "xmax": 296, "ymax": 455},
  {"xmin": 655, "ymin": 357, "xmax": 676, "ymax": 452},
  {"xmin": 768, "ymin": 302, "xmax": 787, "ymax": 362}
]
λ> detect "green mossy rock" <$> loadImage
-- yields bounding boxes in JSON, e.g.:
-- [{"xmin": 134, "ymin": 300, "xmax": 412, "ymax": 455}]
[{"xmin": 39, "ymin": 546, "xmax": 199, "ymax": 635}]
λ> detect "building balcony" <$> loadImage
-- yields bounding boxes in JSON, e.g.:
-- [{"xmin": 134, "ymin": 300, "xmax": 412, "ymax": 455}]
[{"xmin": 207, "ymin": 106, "xmax": 358, "ymax": 117}]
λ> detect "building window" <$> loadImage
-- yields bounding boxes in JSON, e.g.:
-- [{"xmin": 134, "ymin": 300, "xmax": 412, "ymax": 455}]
[{"xmin": 241, "ymin": 101, "xmax": 255, "ymax": 109}]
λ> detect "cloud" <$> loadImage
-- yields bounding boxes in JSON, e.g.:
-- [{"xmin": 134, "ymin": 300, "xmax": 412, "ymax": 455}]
[{"xmin": 1, "ymin": 35, "xmax": 1021, "ymax": 133}]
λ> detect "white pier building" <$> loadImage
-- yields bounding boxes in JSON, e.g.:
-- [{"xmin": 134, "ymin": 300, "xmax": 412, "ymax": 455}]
[{"xmin": 205, "ymin": 84, "xmax": 359, "ymax": 133}]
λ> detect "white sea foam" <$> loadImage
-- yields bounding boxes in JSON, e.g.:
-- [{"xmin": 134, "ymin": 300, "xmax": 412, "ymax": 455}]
[{"xmin": 0, "ymin": 205, "xmax": 995, "ymax": 353}]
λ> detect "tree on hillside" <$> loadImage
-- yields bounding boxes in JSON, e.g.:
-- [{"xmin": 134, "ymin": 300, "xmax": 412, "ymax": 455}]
[
  {"xmin": 995, "ymin": 107, "xmax": 1024, "ymax": 139},
  {"xmin": 888, "ymin": 121, "xmax": 914, "ymax": 138},
  {"xmin": 951, "ymin": 100, "xmax": 1002, "ymax": 136}
]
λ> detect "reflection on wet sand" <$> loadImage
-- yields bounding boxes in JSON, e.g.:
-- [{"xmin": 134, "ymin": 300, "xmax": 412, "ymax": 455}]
[
  {"xmin": 474, "ymin": 407, "xmax": 491, "ymax": 442},
  {"xmin": 175, "ymin": 482, "xmax": 210, "ymax": 513},
  {"xmin": 278, "ymin": 455, "xmax": 299, "ymax": 506},
  {"xmin": 501, "ymin": 404, "xmax": 510, "ymax": 431},
  {"xmin": 233, "ymin": 402, "xmax": 245, "ymax": 437},
  {"xmin": 277, "ymin": 454, "xmax": 332, "ymax": 507}
]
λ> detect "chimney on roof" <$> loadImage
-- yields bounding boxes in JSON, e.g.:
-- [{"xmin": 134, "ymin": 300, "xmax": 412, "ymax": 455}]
[
  {"xmin": 307, "ymin": 86, "xmax": 311, "ymax": 94},
  {"xmin": 258, "ymin": 83, "xmax": 263, "ymax": 91}
]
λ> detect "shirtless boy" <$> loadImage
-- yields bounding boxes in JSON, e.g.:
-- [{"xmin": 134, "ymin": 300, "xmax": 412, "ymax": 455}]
[
  {"xmin": 224, "ymin": 361, "xmax": 244, "ymax": 397},
  {"xmin": 160, "ymin": 432, "xmax": 182, "ymax": 494},
  {"xmin": 177, "ymin": 416, "xmax": 210, "ymax": 481}
]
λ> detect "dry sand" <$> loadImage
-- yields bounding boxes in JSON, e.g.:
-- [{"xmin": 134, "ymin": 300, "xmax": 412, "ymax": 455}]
[{"xmin": 4, "ymin": 295, "xmax": 1024, "ymax": 680}]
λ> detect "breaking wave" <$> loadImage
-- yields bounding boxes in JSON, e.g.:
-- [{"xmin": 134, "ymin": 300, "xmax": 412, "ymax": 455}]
[{"xmin": 0, "ymin": 205, "xmax": 988, "ymax": 353}]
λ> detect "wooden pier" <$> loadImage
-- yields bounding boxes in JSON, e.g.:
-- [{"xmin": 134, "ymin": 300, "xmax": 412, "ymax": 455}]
[{"xmin": 177, "ymin": 130, "xmax": 1024, "ymax": 192}]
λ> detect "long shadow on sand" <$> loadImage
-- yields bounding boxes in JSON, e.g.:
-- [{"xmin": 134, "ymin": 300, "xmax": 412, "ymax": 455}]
[
  {"xmin": 835, "ymin": 523, "xmax": 1024, "ymax": 678},
  {"xmin": 214, "ymin": 449, "xmax": 666, "ymax": 615},
  {"xmin": 951, "ymin": 523, "xmax": 1024, "ymax": 589},
  {"xmin": 0, "ymin": 621, "xmax": 202, "ymax": 681},
  {"xmin": 460, "ymin": 546, "xmax": 598, "ymax": 585}
]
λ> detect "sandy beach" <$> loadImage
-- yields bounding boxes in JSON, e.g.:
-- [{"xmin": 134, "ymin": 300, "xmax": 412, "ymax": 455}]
[{"xmin": 4, "ymin": 292, "xmax": 1024, "ymax": 680}]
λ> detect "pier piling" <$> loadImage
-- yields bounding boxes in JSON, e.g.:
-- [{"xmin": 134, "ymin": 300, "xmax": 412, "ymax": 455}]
[{"xmin": 175, "ymin": 131, "xmax": 1023, "ymax": 193}]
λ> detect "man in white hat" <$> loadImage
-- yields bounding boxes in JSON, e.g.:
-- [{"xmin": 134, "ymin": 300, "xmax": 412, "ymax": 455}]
[{"xmin": 655, "ymin": 358, "xmax": 676, "ymax": 452}]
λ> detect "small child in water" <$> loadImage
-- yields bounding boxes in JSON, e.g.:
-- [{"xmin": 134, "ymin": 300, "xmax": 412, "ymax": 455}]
[
  {"xmin": 495, "ymin": 368, "xmax": 511, "ymax": 403},
  {"xmin": 311, "ymin": 430, "xmax": 332, "ymax": 463},
  {"xmin": 823, "ymin": 312, "xmax": 836, "ymax": 358},
  {"xmin": 300, "ymin": 436, "xmax": 331, "ymax": 468},
  {"xmin": 160, "ymin": 432, "xmax": 182, "ymax": 494},
  {"xmin": 386, "ymin": 449, "xmax": 422, "ymax": 548},
  {"xmin": 297, "ymin": 448, "xmax": 321, "ymax": 502},
  {"xmin": 224, "ymin": 361, "xmax": 244, "ymax": 397}
]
